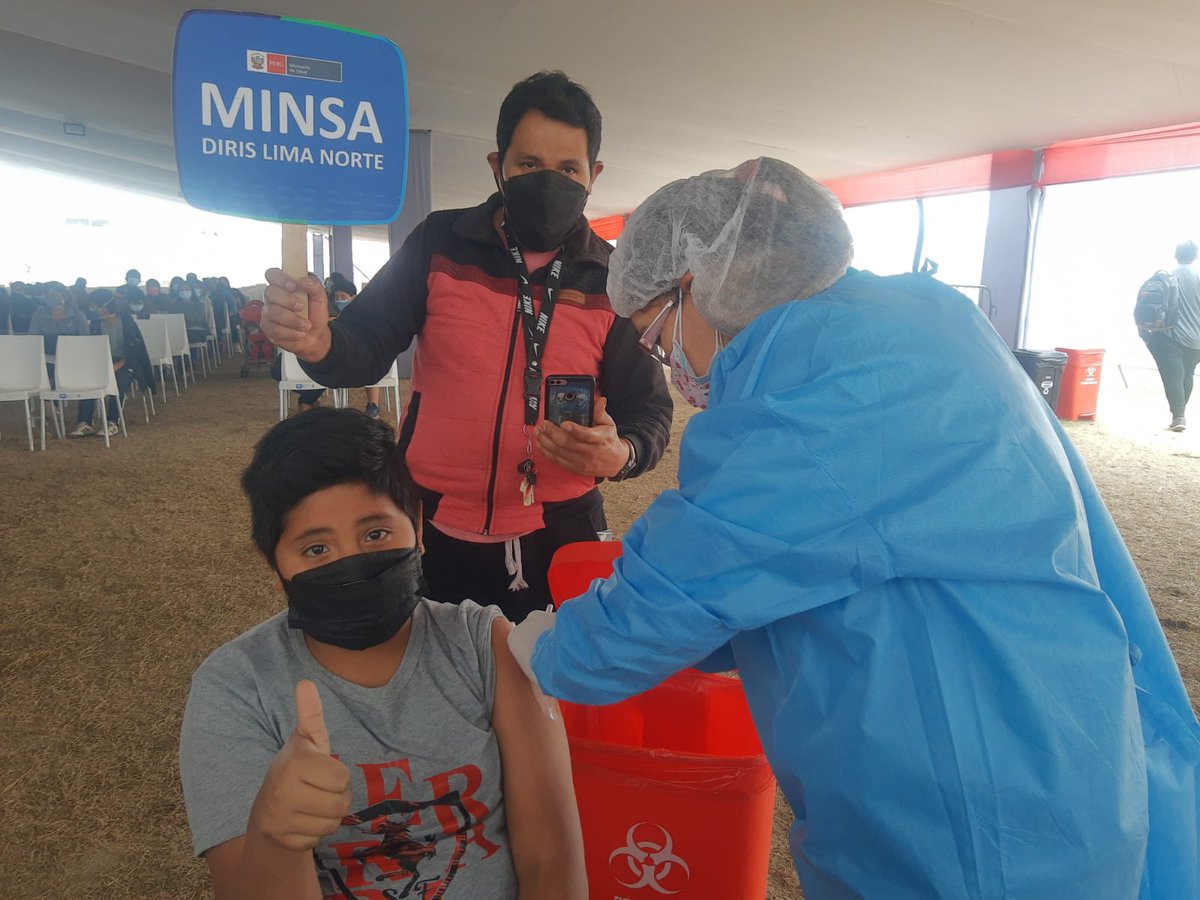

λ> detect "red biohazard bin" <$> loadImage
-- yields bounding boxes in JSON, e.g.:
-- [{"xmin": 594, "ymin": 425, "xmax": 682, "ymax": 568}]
[
  {"xmin": 548, "ymin": 543, "xmax": 778, "ymax": 900},
  {"xmin": 1054, "ymin": 347, "xmax": 1105, "ymax": 420}
]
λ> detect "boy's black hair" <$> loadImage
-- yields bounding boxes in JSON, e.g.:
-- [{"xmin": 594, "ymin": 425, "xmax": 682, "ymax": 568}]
[
  {"xmin": 1176, "ymin": 241, "xmax": 1198, "ymax": 265},
  {"xmin": 496, "ymin": 71, "xmax": 602, "ymax": 168},
  {"xmin": 241, "ymin": 408, "xmax": 421, "ymax": 565}
]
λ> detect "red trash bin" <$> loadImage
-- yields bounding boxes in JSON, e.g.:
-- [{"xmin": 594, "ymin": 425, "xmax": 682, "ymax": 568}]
[
  {"xmin": 1054, "ymin": 347, "xmax": 1105, "ymax": 420},
  {"xmin": 549, "ymin": 543, "xmax": 778, "ymax": 900}
]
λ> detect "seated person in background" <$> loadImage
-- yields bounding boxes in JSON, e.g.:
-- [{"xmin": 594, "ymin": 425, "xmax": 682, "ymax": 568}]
[
  {"xmin": 179, "ymin": 408, "xmax": 585, "ymax": 900},
  {"xmin": 69, "ymin": 290, "xmax": 156, "ymax": 438},
  {"xmin": 211, "ymin": 276, "xmax": 237, "ymax": 348},
  {"xmin": 70, "ymin": 277, "xmax": 88, "ymax": 307},
  {"xmin": 29, "ymin": 281, "xmax": 88, "ymax": 382},
  {"xmin": 227, "ymin": 278, "xmax": 247, "ymax": 316},
  {"xmin": 181, "ymin": 276, "xmax": 209, "ymax": 346},
  {"xmin": 116, "ymin": 269, "xmax": 145, "ymax": 308},
  {"xmin": 139, "ymin": 279, "xmax": 162, "ymax": 316},
  {"xmin": 157, "ymin": 276, "xmax": 184, "ymax": 315},
  {"xmin": 325, "ymin": 272, "xmax": 384, "ymax": 418},
  {"xmin": 271, "ymin": 349, "xmax": 325, "ymax": 412},
  {"xmin": 9, "ymin": 282, "xmax": 37, "ymax": 333}
]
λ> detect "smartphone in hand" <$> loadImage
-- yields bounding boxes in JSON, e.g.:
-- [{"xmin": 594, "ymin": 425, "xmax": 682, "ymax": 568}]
[{"xmin": 545, "ymin": 375, "xmax": 596, "ymax": 427}]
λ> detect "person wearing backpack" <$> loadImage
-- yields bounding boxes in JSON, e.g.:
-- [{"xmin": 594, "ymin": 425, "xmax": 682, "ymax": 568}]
[{"xmin": 1141, "ymin": 241, "xmax": 1200, "ymax": 431}]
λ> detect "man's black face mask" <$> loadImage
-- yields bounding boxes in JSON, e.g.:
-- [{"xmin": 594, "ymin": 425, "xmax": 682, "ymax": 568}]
[{"xmin": 499, "ymin": 169, "xmax": 589, "ymax": 252}]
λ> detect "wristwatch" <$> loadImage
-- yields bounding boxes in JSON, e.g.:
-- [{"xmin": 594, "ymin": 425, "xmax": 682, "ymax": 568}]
[{"xmin": 611, "ymin": 437, "xmax": 638, "ymax": 482}]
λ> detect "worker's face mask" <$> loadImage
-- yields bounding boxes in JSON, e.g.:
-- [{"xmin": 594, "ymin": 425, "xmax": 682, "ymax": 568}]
[
  {"xmin": 499, "ymin": 169, "xmax": 588, "ymax": 252},
  {"xmin": 126, "ymin": 277, "xmax": 138, "ymax": 287},
  {"xmin": 282, "ymin": 547, "xmax": 426, "ymax": 651},
  {"xmin": 669, "ymin": 291, "xmax": 724, "ymax": 409},
  {"xmin": 147, "ymin": 287, "xmax": 159, "ymax": 297},
  {"xmin": 130, "ymin": 302, "xmax": 144, "ymax": 313},
  {"xmin": 180, "ymin": 290, "xmax": 193, "ymax": 300}
]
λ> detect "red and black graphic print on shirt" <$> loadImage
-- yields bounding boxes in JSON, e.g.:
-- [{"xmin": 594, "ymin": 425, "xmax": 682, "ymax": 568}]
[{"xmin": 317, "ymin": 758, "xmax": 502, "ymax": 900}]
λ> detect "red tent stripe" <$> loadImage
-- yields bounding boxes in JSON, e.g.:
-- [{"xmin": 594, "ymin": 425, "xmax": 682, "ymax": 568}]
[
  {"xmin": 823, "ymin": 150, "xmax": 1035, "ymax": 208},
  {"xmin": 1041, "ymin": 122, "xmax": 1200, "ymax": 186}
]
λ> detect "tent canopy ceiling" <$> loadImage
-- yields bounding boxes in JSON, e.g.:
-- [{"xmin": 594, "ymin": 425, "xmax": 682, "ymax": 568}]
[{"xmin": 4, "ymin": 0, "xmax": 1200, "ymax": 230}]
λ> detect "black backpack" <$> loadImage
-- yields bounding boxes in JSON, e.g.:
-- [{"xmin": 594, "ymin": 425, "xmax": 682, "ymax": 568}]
[{"xmin": 1134, "ymin": 271, "xmax": 1178, "ymax": 335}]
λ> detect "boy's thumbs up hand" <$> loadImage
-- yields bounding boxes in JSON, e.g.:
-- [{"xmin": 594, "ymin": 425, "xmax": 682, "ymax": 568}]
[
  {"xmin": 294, "ymin": 679, "xmax": 332, "ymax": 755},
  {"xmin": 249, "ymin": 680, "xmax": 352, "ymax": 852}
]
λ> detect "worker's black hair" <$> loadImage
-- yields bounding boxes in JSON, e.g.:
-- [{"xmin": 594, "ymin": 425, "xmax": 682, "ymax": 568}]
[{"xmin": 1176, "ymin": 241, "xmax": 1198, "ymax": 265}]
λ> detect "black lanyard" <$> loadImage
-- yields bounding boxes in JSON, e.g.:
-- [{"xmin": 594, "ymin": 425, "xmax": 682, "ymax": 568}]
[
  {"xmin": 502, "ymin": 218, "xmax": 565, "ymax": 427},
  {"xmin": 502, "ymin": 217, "xmax": 565, "ymax": 505}
]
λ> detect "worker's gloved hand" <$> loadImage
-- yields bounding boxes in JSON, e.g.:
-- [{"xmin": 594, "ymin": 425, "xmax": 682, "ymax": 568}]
[
  {"xmin": 262, "ymin": 268, "xmax": 332, "ymax": 363},
  {"xmin": 507, "ymin": 609, "xmax": 556, "ymax": 685}
]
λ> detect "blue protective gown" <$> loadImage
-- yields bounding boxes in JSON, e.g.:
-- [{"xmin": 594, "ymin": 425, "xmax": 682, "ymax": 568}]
[{"xmin": 532, "ymin": 270, "xmax": 1200, "ymax": 899}]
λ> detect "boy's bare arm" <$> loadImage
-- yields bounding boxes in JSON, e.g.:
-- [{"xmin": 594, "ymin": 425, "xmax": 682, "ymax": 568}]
[
  {"xmin": 204, "ymin": 681, "xmax": 350, "ymax": 900},
  {"xmin": 490, "ymin": 617, "xmax": 588, "ymax": 900},
  {"xmin": 205, "ymin": 833, "xmax": 322, "ymax": 900}
]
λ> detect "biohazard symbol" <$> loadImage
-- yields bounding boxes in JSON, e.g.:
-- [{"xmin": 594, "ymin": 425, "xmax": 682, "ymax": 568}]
[{"xmin": 608, "ymin": 822, "xmax": 690, "ymax": 895}]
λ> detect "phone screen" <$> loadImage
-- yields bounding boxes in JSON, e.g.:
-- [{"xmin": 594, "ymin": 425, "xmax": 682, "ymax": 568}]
[{"xmin": 545, "ymin": 376, "xmax": 595, "ymax": 427}]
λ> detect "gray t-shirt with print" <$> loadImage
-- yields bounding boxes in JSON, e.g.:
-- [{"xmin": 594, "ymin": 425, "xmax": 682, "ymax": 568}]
[{"xmin": 180, "ymin": 599, "xmax": 517, "ymax": 900}]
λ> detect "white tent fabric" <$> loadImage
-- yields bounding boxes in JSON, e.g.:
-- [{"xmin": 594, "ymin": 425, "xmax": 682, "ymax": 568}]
[{"xmin": 3, "ymin": 0, "xmax": 1200, "ymax": 219}]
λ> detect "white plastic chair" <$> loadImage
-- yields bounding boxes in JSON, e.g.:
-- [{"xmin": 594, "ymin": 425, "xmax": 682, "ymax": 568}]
[
  {"xmin": 136, "ymin": 318, "xmax": 178, "ymax": 401},
  {"xmin": 153, "ymin": 314, "xmax": 195, "ymax": 388},
  {"xmin": 125, "ymin": 364, "xmax": 155, "ymax": 424},
  {"xmin": 203, "ymin": 296, "xmax": 221, "ymax": 366},
  {"xmin": 279, "ymin": 350, "xmax": 344, "ymax": 419},
  {"xmin": 0, "ymin": 335, "xmax": 58, "ymax": 450},
  {"xmin": 190, "ymin": 323, "xmax": 211, "ymax": 378},
  {"xmin": 366, "ymin": 361, "xmax": 404, "ymax": 419},
  {"xmin": 47, "ymin": 335, "xmax": 127, "ymax": 448},
  {"xmin": 215, "ymin": 301, "xmax": 235, "ymax": 358}
]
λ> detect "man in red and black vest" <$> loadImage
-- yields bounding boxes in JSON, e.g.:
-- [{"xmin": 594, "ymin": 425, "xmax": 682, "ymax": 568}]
[{"xmin": 263, "ymin": 71, "xmax": 672, "ymax": 621}]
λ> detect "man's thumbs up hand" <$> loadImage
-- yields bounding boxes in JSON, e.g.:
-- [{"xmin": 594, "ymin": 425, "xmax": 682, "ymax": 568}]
[{"xmin": 249, "ymin": 680, "xmax": 352, "ymax": 852}]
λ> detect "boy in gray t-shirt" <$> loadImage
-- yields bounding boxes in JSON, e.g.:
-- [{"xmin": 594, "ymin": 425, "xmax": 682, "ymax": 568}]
[{"xmin": 179, "ymin": 408, "xmax": 586, "ymax": 899}]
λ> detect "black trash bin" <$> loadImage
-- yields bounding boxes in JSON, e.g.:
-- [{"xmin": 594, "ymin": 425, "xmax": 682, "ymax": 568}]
[{"xmin": 1013, "ymin": 349, "xmax": 1068, "ymax": 411}]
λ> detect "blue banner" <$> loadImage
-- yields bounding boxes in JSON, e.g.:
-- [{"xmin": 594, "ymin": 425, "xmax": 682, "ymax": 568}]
[{"xmin": 173, "ymin": 10, "xmax": 408, "ymax": 224}]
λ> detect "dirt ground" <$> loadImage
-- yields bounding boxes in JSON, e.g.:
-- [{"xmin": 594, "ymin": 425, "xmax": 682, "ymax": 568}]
[{"xmin": 1, "ymin": 356, "xmax": 1197, "ymax": 900}]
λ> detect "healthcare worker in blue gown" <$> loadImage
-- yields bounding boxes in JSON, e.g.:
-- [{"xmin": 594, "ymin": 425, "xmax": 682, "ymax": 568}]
[{"xmin": 513, "ymin": 157, "xmax": 1200, "ymax": 899}]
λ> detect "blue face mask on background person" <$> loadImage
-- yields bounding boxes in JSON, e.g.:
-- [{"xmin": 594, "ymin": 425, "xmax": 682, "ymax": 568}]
[
  {"xmin": 281, "ymin": 547, "xmax": 427, "ymax": 651},
  {"xmin": 180, "ymin": 290, "xmax": 193, "ymax": 300},
  {"xmin": 668, "ymin": 291, "xmax": 724, "ymax": 409},
  {"xmin": 335, "ymin": 298, "xmax": 352, "ymax": 312}
]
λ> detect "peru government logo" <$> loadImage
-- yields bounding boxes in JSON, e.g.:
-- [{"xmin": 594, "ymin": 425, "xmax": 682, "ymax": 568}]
[{"xmin": 608, "ymin": 822, "xmax": 690, "ymax": 894}]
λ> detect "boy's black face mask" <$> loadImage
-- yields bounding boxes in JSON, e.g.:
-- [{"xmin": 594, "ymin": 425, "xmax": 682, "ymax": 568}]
[{"xmin": 282, "ymin": 548, "xmax": 426, "ymax": 650}]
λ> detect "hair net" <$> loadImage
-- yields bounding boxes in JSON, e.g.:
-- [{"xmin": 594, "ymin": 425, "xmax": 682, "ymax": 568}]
[{"xmin": 608, "ymin": 157, "xmax": 853, "ymax": 335}]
